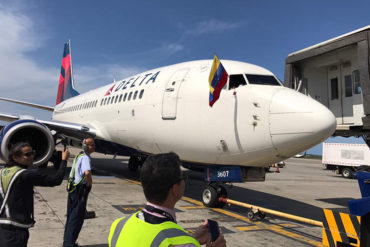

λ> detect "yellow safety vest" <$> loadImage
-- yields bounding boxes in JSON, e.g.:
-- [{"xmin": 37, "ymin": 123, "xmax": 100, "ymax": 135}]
[
  {"xmin": 0, "ymin": 166, "xmax": 33, "ymax": 228},
  {"xmin": 66, "ymin": 152, "xmax": 86, "ymax": 193},
  {"xmin": 108, "ymin": 212, "xmax": 201, "ymax": 247}
]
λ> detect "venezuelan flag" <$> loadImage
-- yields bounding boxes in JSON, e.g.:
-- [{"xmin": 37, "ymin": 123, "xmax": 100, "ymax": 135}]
[{"xmin": 209, "ymin": 55, "xmax": 228, "ymax": 107}]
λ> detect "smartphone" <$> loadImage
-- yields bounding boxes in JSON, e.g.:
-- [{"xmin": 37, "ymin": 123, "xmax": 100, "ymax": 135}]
[{"xmin": 208, "ymin": 219, "xmax": 220, "ymax": 242}]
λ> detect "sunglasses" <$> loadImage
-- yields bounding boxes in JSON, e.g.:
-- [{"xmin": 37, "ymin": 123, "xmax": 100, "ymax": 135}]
[{"xmin": 23, "ymin": 151, "xmax": 36, "ymax": 157}]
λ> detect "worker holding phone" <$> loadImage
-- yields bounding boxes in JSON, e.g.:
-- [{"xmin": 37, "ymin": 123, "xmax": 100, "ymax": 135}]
[{"xmin": 108, "ymin": 153, "xmax": 226, "ymax": 247}]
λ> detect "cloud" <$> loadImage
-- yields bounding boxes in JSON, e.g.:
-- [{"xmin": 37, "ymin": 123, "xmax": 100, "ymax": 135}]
[
  {"xmin": 74, "ymin": 64, "xmax": 145, "ymax": 92},
  {"xmin": 0, "ymin": 5, "xmax": 146, "ymax": 108},
  {"xmin": 159, "ymin": 20, "xmax": 243, "ymax": 57},
  {"xmin": 185, "ymin": 20, "xmax": 242, "ymax": 36},
  {"xmin": 0, "ymin": 5, "xmax": 56, "ymax": 103}
]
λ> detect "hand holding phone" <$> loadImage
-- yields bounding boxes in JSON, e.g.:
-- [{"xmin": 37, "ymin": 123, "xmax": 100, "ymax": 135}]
[{"xmin": 207, "ymin": 219, "xmax": 220, "ymax": 242}]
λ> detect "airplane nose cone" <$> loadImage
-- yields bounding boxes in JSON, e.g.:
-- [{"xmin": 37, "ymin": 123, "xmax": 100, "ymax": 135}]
[{"xmin": 269, "ymin": 88, "xmax": 336, "ymax": 158}]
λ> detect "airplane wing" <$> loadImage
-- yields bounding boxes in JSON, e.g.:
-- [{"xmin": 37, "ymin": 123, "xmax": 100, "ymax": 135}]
[
  {"xmin": 0, "ymin": 97, "xmax": 54, "ymax": 111},
  {"xmin": 40, "ymin": 119, "xmax": 96, "ymax": 139},
  {"xmin": 0, "ymin": 112, "xmax": 96, "ymax": 140},
  {"xmin": 0, "ymin": 113, "xmax": 20, "ymax": 122}
]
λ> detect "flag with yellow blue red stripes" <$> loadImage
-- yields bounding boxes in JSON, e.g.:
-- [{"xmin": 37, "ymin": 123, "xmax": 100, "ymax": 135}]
[{"xmin": 209, "ymin": 55, "xmax": 228, "ymax": 107}]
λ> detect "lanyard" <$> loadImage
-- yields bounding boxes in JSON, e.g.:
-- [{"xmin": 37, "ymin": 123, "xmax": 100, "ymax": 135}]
[{"xmin": 144, "ymin": 205, "xmax": 175, "ymax": 222}]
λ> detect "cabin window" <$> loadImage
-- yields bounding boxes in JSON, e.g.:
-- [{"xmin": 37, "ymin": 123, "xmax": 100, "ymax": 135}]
[
  {"xmin": 133, "ymin": 91, "xmax": 138, "ymax": 100},
  {"xmin": 119, "ymin": 94, "xmax": 123, "ymax": 102},
  {"xmin": 246, "ymin": 74, "xmax": 281, "ymax": 86},
  {"xmin": 139, "ymin": 89, "xmax": 144, "ymax": 99},
  {"xmin": 228, "ymin": 74, "xmax": 246, "ymax": 89},
  {"xmin": 128, "ymin": 92, "xmax": 132, "ymax": 101},
  {"xmin": 331, "ymin": 78, "xmax": 339, "ymax": 100},
  {"xmin": 123, "ymin": 93, "xmax": 127, "ymax": 102},
  {"xmin": 115, "ymin": 95, "xmax": 119, "ymax": 103},
  {"xmin": 344, "ymin": 75, "xmax": 352, "ymax": 97},
  {"xmin": 352, "ymin": 70, "xmax": 361, "ymax": 94}
]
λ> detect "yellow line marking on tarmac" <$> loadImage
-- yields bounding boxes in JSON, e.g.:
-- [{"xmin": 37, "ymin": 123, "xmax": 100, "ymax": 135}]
[
  {"xmin": 236, "ymin": 226, "xmax": 263, "ymax": 231},
  {"xmin": 123, "ymin": 179, "xmax": 321, "ymax": 246},
  {"xmin": 182, "ymin": 197, "xmax": 322, "ymax": 247},
  {"xmin": 125, "ymin": 179, "xmax": 141, "ymax": 185}
]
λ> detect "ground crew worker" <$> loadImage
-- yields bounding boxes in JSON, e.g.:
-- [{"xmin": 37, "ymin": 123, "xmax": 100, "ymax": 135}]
[
  {"xmin": 0, "ymin": 142, "xmax": 69, "ymax": 247},
  {"xmin": 108, "ymin": 152, "xmax": 226, "ymax": 247},
  {"xmin": 63, "ymin": 138, "xmax": 94, "ymax": 247}
]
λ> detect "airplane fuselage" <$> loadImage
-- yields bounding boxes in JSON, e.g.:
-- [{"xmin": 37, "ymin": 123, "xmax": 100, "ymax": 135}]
[{"xmin": 53, "ymin": 60, "xmax": 336, "ymax": 167}]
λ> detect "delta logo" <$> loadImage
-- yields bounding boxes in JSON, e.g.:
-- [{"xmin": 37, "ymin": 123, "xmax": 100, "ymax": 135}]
[{"xmin": 105, "ymin": 84, "xmax": 115, "ymax": 96}]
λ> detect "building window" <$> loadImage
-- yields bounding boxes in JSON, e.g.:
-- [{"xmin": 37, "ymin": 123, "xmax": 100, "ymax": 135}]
[
  {"xmin": 352, "ymin": 70, "xmax": 362, "ymax": 94},
  {"xmin": 344, "ymin": 75, "xmax": 352, "ymax": 97},
  {"xmin": 331, "ymin": 78, "xmax": 339, "ymax": 100}
]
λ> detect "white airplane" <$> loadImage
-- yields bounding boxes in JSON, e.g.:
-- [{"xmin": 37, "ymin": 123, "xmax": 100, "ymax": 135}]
[{"xmin": 0, "ymin": 41, "xmax": 336, "ymax": 207}]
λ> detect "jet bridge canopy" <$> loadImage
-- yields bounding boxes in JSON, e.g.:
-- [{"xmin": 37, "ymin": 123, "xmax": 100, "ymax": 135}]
[{"xmin": 284, "ymin": 25, "xmax": 370, "ymax": 137}]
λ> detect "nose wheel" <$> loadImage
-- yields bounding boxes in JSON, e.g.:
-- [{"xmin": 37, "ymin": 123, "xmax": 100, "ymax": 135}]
[{"xmin": 202, "ymin": 183, "xmax": 228, "ymax": 208}]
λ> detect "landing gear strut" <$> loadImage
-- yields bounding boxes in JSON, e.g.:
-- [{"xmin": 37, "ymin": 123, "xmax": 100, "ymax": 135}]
[
  {"xmin": 128, "ymin": 155, "xmax": 146, "ymax": 172},
  {"xmin": 202, "ymin": 183, "xmax": 228, "ymax": 208},
  {"xmin": 39, "ymin": 150, "xmax": 62, "ymax": 169}
]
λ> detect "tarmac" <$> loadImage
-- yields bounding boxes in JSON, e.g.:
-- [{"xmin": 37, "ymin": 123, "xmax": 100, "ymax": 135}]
[{"xmin": 0, "ymin": 148, "xmax": 361, "ymax": 246}]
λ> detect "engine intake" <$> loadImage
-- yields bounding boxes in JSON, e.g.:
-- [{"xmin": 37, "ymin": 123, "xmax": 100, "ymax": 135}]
[{"xmin": 0, "ymin": 120, "xmax": 55, "ymax": 166}]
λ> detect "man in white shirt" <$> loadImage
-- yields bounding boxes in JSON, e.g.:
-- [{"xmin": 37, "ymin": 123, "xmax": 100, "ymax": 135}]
[{"xmin": 63, "ymin": 138, "xmax": 95, "ymax": 247}]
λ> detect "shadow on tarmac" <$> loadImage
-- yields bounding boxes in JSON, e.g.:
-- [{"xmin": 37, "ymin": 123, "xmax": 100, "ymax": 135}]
[{"xmin": 84, "ymin": 157, "xmax": 348, "ymax": 223}]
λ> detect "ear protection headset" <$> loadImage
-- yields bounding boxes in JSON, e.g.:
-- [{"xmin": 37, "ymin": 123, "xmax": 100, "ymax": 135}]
[{"xmin": 82, "ymin": 139, "xmax": 88, "ymax": 151}]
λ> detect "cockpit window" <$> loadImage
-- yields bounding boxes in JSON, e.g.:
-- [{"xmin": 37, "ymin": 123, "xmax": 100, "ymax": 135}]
[
  {"xmin": 228, "ymin": 74, "xmax": 247, "ymax": 90},
  {"xmin": 245, "ymin": 74, "xmax": 281, "ymax": 86}
]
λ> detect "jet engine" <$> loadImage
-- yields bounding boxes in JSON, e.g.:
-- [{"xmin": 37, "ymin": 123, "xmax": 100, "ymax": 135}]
[{"xmin": 0, "ymin": 120, "xmax": 55, "ymax": 166}]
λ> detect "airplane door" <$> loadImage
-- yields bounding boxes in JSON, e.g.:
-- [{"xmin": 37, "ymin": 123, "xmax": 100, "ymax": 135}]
[
  {"xmin": 162, "ymin": 69, "xmax": 189, "ymax": 120},
  {"xmin": 328, "ymin": 65, "xmax": 342, "ymax": 124},
  {"xmin": 341, "ymin": 63, "xmax": 354, "ymax": 124}
]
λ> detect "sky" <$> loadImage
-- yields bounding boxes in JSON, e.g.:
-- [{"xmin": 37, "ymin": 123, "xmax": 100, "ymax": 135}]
[{"xmin": 0, "ymin": 0, "xmax": 369, "ymax": 154}]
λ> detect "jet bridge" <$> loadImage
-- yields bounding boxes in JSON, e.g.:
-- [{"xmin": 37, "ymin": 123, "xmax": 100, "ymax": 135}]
[{"xmin": 284, "ymin": 25, "xmax": 370, "ymax": 140}]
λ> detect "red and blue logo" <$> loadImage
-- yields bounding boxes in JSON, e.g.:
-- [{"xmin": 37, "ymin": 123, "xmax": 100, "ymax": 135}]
[{"xmin": 56, "ymin": 41, "xmax": 79, "ymax": 105}]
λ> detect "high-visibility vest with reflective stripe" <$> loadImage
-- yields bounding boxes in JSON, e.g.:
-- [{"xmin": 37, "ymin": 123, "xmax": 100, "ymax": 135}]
[
  {"xmin": 108, "ymin": 212, "xmax": 200, "ymax": 247},
  {"xmin": 0, "ymin": 166, "xmax": 33, "ymax": 228},
  {"xmin": 71, "ymin": 152, "xmax": 87, "ymax": 185}
]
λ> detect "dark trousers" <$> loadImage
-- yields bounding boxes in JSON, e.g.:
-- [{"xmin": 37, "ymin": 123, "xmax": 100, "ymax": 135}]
[
  {"xmin": 63, "ymin": 184, "xmax": 91, "ymax": 247},
  {"xmin": 0, "ymin": 226, "xmax": 29, "ymax": 247}
]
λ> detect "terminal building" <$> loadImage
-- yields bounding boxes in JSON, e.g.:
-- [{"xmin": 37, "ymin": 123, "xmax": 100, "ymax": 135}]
[{"xmin": 284, "ymin": 25, "xmax": 370, "ymax": 140}]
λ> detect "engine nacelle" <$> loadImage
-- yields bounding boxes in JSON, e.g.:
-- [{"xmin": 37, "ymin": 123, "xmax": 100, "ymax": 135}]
[{"xmin": 0, "ymin": 120, "xmax": 55, "ymax": 166}]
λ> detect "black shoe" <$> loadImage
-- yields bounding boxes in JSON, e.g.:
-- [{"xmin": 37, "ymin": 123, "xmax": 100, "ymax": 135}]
[{"xmin": 84, "ymin": 211, "xmax": 96, "ymax": 219}]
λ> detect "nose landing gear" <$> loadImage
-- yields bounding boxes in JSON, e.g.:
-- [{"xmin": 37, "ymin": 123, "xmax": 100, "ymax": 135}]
[
  {"xmin": 202, "ymin": 183, "xmax": 228, "ymax": 208},
  {"xmin": 128, "ymin": 155, "xmax": 146, "ymax": 172}
]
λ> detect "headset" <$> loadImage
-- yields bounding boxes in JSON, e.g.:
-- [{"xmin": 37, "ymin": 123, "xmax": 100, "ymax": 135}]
[{"xmin": 82, "ymin": 139, "xmax": 88, "ymax": 151}]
